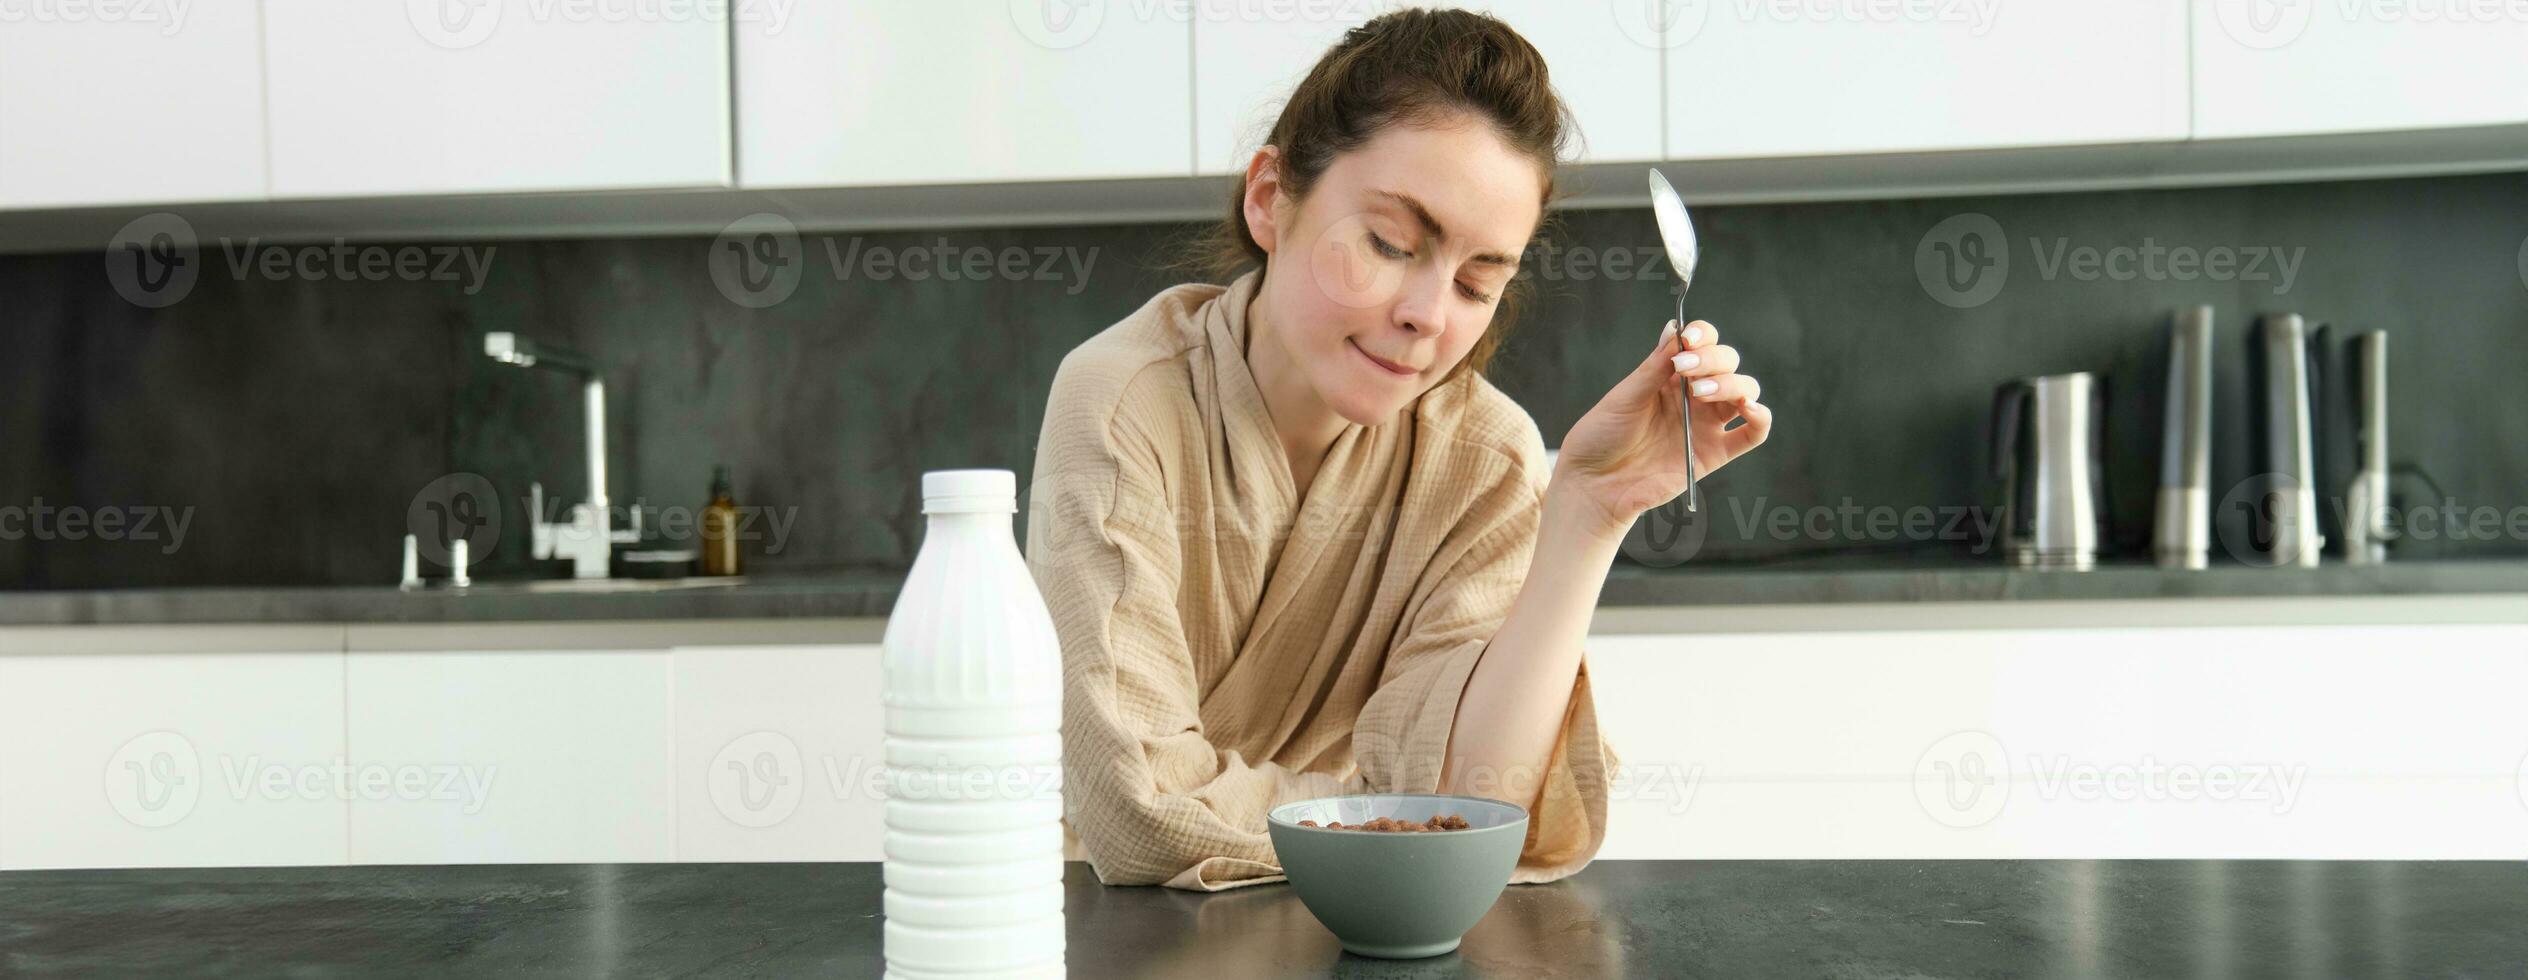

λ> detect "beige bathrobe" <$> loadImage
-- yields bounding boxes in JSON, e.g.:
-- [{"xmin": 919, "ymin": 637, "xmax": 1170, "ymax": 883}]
[{"xmin": 1024, "ymin": 272, "xmax": 1613, "ymax": 891}]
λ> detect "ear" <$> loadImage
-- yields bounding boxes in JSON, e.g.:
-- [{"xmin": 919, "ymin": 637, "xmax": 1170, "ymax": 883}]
[{"xmin": 1240, "ymin": 146, "xmax": 1284, "ymax": 256}]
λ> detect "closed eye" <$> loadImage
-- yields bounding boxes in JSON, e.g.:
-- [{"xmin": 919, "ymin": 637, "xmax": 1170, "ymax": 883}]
[{"xmin": 1370, "ymin": 229, "xmax": 1496, "ymax": 303}]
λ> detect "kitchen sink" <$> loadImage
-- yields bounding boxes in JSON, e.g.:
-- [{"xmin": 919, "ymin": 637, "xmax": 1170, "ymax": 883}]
[{"xmin": 450, "ymin": 576, "xmax": 751, "ymax": 595}]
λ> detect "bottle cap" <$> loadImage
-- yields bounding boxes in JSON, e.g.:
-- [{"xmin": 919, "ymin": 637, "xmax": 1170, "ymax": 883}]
[{"xmin": 922, "ymin": 469, "xmax": 1016, "ymax": 514}]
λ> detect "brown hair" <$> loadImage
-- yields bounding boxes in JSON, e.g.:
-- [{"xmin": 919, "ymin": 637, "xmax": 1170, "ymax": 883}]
[{"xmin": 1188, "ymin": 7, "xmax": 1573, "ymax": 383}]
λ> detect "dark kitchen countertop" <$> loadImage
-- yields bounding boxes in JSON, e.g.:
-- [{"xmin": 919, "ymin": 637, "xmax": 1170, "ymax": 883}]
[
  {"xmin": 3, "ymin": 859, "xmax": 2520, "ymax": 977},
  {"xmin": 5, "ymin": 558, "xmax": 2528, "ymax": 627}
]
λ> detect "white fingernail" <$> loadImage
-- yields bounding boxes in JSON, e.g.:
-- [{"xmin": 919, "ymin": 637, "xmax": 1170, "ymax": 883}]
[
  {"xmin": 1672, "ymin": 352, "xmax": 1700, "ymax": 372},
  {"xmin": 1682, "ymin": 326, "xmax": 1704, "ymax": 345},
  {"xmin": 1692, "ymin": 379, "xmax": 1718, "ymax": 396},
  {"xmin": 1661, "ymin": 321, "xmax": 1678, "ymax": 339}
]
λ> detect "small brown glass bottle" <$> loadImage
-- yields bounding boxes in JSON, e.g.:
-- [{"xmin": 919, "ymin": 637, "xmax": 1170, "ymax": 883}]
[{"xmin": 701, "ymin": 464, "xmax": 741, "ymax": 576}]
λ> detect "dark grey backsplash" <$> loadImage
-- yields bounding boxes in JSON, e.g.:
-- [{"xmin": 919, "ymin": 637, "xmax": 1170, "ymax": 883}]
[{"xmin": 5, "ymin": 172, "xmax": 2525, "ymax": 588}]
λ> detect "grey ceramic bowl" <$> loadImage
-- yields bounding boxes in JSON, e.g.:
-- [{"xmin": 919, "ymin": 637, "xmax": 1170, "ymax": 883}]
[{"xmin": 1265, "ymin": 793, "xmax": 1528, "ymax": 959}]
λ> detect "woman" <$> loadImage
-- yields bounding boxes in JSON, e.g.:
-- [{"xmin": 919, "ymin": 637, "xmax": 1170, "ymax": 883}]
[{"xmin": 1025, "ymin": 9, "xmax": 1771, "ymax": 891}]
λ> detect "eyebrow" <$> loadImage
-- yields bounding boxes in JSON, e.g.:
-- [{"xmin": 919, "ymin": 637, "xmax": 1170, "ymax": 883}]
[{"xmin": 1373, "ymin": 190, "xmax": 1521, "ymax": 269}]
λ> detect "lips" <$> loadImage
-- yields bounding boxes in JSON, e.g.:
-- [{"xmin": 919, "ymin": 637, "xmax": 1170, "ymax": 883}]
[{"xmin": 1349, "ymin": 339, "xmax": 1418, "ymax": 377}]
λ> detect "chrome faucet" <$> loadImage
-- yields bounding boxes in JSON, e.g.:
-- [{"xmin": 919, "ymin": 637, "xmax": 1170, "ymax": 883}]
[{"xmin": 484, "ymin": 332, "xmax": 636, "ymax": 579}]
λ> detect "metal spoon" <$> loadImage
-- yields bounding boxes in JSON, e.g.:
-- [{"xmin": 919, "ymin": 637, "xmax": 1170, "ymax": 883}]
[{"xmin": 1647, "ymin": 168, "xmax": 1700, "ymax": 512}]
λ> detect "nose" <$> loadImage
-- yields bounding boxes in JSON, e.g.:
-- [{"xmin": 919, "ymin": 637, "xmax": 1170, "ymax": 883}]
[{"xmin": 1389, "ymin": 267, "xmax": 1451, "ymax": 342}]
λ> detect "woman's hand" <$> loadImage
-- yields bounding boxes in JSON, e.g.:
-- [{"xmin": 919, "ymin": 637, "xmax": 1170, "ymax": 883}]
[{"xmin": 1550, "ymin": 319, "xmax": 1773, "ymax": 539}]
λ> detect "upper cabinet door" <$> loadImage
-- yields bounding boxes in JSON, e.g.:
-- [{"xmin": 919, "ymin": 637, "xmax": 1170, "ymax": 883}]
[
  {"xmin": 1193, "ymin": 2, "xmax": 1661, "ymax": 175},
  {"xmin": 0, "ymin": 0, "xmax": 265, "ymax": 209},
  {"xmin": 2192, "ymin": 0, "xmax": 2528, "ymax": 139},
  {"xmin": 738, "ymin": 4, "xmax": 1192, "ymax": 187},
  {"xmin": 261, "ymin": 0, "xmax": 729, "ymax": 198},
  {"xmin": 1481, "ymin": 2, "xmax": 1662, "ymax": 163},
  {"xmin": 1665, "ymin": 2, "xmax": 2190, "ymax": 159}
]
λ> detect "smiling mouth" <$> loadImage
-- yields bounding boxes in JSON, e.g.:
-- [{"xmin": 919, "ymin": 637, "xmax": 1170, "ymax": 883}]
[{"xmin": 1349, "ymin": 339, "xmax": 1418, "ymax": 377}]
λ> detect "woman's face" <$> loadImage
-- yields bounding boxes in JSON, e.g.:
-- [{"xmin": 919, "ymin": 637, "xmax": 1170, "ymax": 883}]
[{"xmin": 1247, "ymin": 117, "xmax": 1544, "ymax": 425}]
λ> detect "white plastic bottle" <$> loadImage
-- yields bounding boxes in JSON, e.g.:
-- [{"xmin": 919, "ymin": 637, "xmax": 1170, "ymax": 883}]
[{"xmin": 881, "ymin": 469, "xmax": 1066, "ymax": 980}]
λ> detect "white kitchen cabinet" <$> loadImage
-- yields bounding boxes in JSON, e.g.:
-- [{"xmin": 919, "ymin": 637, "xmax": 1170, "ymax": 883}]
[
  {"xmin": 671, "ymin": 644, "xmax": 886, "ymax": 861},
  {"xmin": 1664, "ymin": 2, "xmax": 2190, "ymax": 159},
  {"xmin": 343, "ymin": 646, "xmax": 674, "ymax": 864},
  {"xmin": 0, "ymin": 628, "xmax": 349, "ymax": 870},
  {"xmin": 1487, "ymin": 2, "xmax": 1662, "ymax": 163},
  {"xmin": 738, "ymin": 4, "xmax": 1192, "ymax": 186},
  {"xmin": 1193, "ymin": 1, "xmax": 1661, "ymax": 175},
  {"xmin": 0, "ymin": 0, "xmax": 266, "ymax": 208},
  {"xmin": 259, "ymin": 0, "xmax": 729, "ymax": 198},
  {"xmin": 1589, "ymin": 622, "xmax": 2528, "ymax": 861},
  {"xmin": 10, "ymin": 603, "xmax": 2525, "ymax": 872},
  {"xmin": 2191, "ymin": 0, "xmax": 2528, "ymax": 139}
]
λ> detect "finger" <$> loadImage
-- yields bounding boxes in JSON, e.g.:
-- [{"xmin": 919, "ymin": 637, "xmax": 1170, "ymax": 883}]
[
  {"xmin": 1597, "ymin": 321, "xmax": 1684, "ymax": 411},
  {"xmin": 1625, "ymin": 320, "xmax": 1685, "ymax": 388},
  {"xmin": 1670, "ymin": 343, "xmax": 1740, "ymax": 379},
  {"xmin": 1678, "ymin": 320, "xmax": 1719, "ymax": 351},
  {"xmin": 1686, "ymin": 373, "xmax": 1760, "ymax": 404},
  {"xmin": 1721, "ymin": 399, "xmax": 1774, "ymax": 455}
]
